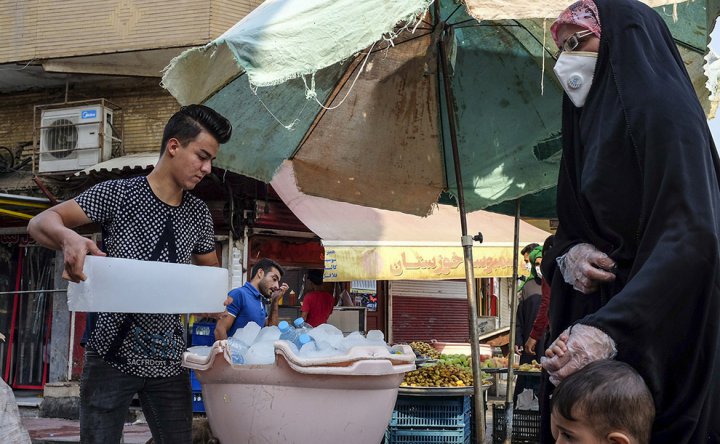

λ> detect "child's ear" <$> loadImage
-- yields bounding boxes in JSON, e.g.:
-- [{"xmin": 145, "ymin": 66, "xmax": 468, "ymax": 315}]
[{"xmin": 607, "ymin": 431, "xmax": 631, "ymax": 444}]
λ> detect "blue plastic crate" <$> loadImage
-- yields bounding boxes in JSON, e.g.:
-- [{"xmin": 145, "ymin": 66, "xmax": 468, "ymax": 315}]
[
  {"xmin": 390, "ymin": 395, "xmax": 471, "ymax": 429},
  {"xmin": 191, "ymin": 321, "xmax": 216, "ymax": 346},
  {"xmin": 190, "ymin": 370, "xmax": 202, "ymax": 391},
  {"xmin": 385, "ymin": 424, "xmax": 471, "ymax": 444},
  {"xmin": 192, "ymin": 390, "xmax": 205, "ymax": 413}
]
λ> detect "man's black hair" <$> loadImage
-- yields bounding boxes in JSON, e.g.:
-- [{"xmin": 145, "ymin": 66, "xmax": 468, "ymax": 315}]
[
  {"xmin": 521, "ymin": 243, "xmax": 540, "ymax": 256},
  {"xmin": 306, "ymin": 269, "xmax": 324, "ymax": 286},
  {"xmin": 160, "ymin": 104, "xmax": 232, "ymax": 155},
  {"xmin": 552, "ymin": 359, "xmax": 655, "ymax": 444},
  {"xmin": 251, "ymin": 258, "xmax": 284, "ymax": 280}
]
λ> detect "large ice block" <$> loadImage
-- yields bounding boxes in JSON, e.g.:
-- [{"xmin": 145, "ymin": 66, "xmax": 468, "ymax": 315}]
[{"xmin": 67, "ymin": 256, "xmax": 228, "ymax": 313}]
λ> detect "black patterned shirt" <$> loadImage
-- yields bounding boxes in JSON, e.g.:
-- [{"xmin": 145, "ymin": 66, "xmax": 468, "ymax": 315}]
[{"xmin": 75, "ymin": 176, "xmax": 215, "ymax": 377}]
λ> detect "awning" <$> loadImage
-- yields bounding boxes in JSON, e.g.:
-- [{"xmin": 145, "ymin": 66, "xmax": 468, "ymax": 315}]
[
  {"xmin": 74, "ymin": 152, "xmax": 158, "ymax": 176},
  {"xmin": 270, "ymin": 162, "xmax": 551, "ymax": 281}
]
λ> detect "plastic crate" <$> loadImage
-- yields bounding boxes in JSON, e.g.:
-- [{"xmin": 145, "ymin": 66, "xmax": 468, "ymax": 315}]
[
  {"xmin": 192, "ymin": 390, "xmax": 205, "ymax": 413},
  {"xmin": 385, "ymin": 425, "xmax": 471, "ymax": 444},
  {"xmin": 190, "ymin": 370, "xmax": 202, "ymax": 391},
  {"xmin": 191, "ymin": 321, "xmax": 216, "ymax": 346},
  {"xmin": 390, "ymin": 395, "xmax": 471, "ymax": 429},
  {"xmin": 492, "ymin": 404, "xmax": 541, "ymax": 444}
]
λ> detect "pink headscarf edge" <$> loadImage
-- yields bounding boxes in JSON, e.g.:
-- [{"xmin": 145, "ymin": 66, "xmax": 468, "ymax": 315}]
[{"xmin": 550, "ymin": 0, "xmax": 602, "ymax": 49}]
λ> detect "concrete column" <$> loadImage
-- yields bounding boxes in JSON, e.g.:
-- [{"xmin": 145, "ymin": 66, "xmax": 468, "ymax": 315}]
[{"xmin": 48, "ymin": 251, "xmax": 69, "ymax": 383}]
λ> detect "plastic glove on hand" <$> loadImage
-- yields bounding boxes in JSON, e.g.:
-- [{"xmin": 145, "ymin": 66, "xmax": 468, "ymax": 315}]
[
  {"xmin": 542, "ymin": 324, "xmax": 617, "ymax": 386},
  {"xmin": 556, "ymin": 243, "xmax": 616, "ymax": 293}
]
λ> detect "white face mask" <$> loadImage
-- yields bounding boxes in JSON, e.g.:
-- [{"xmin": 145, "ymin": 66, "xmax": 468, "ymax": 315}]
[
  {"xmin": 525, "ymin": 262, "xmax": 532, "ymax": 272},
  {"xmin": 535, "ymin": 266, "xmax": 543, "ymax": 279},
  {"xmin": 553, "ymin": 51, "xmax": 598, "ymax": 108}
]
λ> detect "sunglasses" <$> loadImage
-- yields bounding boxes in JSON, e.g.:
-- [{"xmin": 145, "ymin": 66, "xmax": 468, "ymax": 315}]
[{"xmin": 555, "ymin": 30, "xmax": 595, "ymax": 57}]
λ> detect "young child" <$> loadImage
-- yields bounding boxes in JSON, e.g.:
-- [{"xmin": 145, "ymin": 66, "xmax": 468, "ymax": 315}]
[{"xmin": 551, "ymin": 359, "xmax": 655, "ymax": 444}]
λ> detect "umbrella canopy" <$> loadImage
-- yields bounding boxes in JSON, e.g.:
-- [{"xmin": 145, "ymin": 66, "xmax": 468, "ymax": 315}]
[{"xmin": 162, "ymin": 0, "xmax": 719, "ymax": 218}]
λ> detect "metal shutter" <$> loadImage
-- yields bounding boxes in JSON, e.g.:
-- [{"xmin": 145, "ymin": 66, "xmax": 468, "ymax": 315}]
[{"xmin": 390, "ymin": 280, "xmax": 470, "ymax": 343}]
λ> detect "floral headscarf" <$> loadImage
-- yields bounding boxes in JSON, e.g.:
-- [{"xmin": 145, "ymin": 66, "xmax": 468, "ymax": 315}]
[{"xmin": 551, "ymin": 0, "xmax": 602, "ymax": 48}]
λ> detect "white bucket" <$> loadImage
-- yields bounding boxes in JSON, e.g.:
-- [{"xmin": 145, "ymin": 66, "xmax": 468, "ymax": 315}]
[{"xmin": 67, "ymin": 256, "xmax": 228, "ymax": 313}]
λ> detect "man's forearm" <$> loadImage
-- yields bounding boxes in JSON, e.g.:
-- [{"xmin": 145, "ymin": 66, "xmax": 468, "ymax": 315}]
[
  {"xmin": 214, "ymin": 324, "xmax": 228, "ymax": 340},
  {"xmin": 267, "ymin": 301, "xmax": 279, "ymax": 326},
  {"xmin": 214, "ymin": 313, "xmax": 233, "ymax": 340},
  {"xmin": 28, "ymin": 211, "xmax": 78, "ymax": 251}
]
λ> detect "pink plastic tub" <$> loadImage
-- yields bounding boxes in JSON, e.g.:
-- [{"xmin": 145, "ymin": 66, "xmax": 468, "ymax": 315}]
[{"xmin": 183, "ymin": 342, "xmax": 415, "ymax": 444}]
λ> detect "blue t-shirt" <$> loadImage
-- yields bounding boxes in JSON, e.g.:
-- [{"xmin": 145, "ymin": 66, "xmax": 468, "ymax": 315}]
[{"xmin": 224, "ymin": 282, "xmax": 267, "ymax": 338}]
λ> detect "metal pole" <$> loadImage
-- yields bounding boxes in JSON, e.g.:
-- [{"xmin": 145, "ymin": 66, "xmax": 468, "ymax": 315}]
[
  {"xmin": 436, "ymin": 6, "xmax": 484, "ymax": 442},
  {"xmin": 0, "ymin": 289, "xmax": 66, "ymax": 295},
  {"xmin": 504, "ymin": 199, "xmax": 521, "ymax": 443}
]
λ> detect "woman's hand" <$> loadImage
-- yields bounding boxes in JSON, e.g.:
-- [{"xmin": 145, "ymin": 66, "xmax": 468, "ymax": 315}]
[{"xmin": 557, "ymin": 243, "xmax": 616, "ymax": 293}]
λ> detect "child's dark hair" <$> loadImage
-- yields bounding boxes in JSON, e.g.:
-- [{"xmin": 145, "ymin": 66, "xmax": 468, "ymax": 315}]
[
  {"xmin": 552, "ymin": 359, "xmax": 655, "ymax": 444},
  {"xmin": 160, "ymin": 105, "xmax": 232, "ymax": 155},
  {"xmin": 251, "ymin": 258, "xmax": 285, "ymax": 280}
]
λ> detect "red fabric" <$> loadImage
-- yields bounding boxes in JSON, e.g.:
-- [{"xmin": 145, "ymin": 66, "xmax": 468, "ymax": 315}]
[
  {"xmin": 301, "ymin": 291, "xmax": 335, "ymax": 327},
  {"xmin": 530, "ymin": 279, "xmax": 551, "ymax": 340}
]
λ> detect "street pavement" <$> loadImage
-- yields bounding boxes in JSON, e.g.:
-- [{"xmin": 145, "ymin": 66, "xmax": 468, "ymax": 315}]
[{"xmin": 23, "ymin": 417, "xmax": 152, "ymax": 444}]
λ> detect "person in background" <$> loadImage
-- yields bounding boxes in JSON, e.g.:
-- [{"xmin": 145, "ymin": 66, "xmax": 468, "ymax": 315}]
[
  {"xmin": 541, "ymin": 0, "xmax": 720, "ymax": 441},
  {"xmin": 520, "ymin": 242, "xmax": 540, "ymax": 274},
  {"xmin": 214, "ymin": 258, "xmax": 288, "ymax": 340},
  {"xmin": 514, "ymin": 244, "xmax": 544, "ymax": 402},
  {"xmin": 551, "ymin": 360, "xmax": 654, "ymax": 444},
  {"xmin": 300, "ymin": 269, "xmax": 336, "ymax": 327},
  {"xmin": 28, "ymin": 105, "xmax": 232, "ymax": 444},
  {"xmin": 524, "ymin": 235, "xmax": 555, "ymax": 356}
]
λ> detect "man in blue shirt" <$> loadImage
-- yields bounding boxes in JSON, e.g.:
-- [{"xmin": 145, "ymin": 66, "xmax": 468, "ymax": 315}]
[{"xmin": 214, "ymin": 258, "xmax": 288, "ymax": 339}]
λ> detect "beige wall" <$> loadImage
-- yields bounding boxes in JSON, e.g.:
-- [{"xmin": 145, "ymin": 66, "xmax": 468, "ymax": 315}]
[
  {"xmin": 0, "ymin": 79, "xmax": 180, "ymax": 163},
  {"xmin": 0, "ymin": 0, "xmax": 263, "ymax": 63}
]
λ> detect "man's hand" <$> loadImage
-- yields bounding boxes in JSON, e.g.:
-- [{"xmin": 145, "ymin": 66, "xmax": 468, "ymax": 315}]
[
  {"xmin": 61, "ymin": 232, "xmax": 106, "ymax": 283},
  {"xmin": 270, "ymin": 283, "xmax": 289, "ymax": 303},
  {"xmin": 557, "ymin": 243, "xmax": 616, "ymax": 293},
  {"xmin": 542, "ymin": 324, "xmax": 617, "ymax": 386},
  {"xmin": 524, "ymin": 337, "xmax": 537, "ymax": 355}
]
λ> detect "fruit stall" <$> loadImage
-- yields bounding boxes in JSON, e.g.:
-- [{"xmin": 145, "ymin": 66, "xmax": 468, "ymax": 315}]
[
  {"xmin": 386, "ymin": 341, "xmax": 542, "ymax": 444},
  {"xmin": 383, "ymin": 341, "xmax": 493, "ymax": 443}
]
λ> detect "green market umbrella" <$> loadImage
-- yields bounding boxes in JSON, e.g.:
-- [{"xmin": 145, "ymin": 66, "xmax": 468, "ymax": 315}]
[
  {"xmin": 162, "ymin": 0, "xmax": 719, "ymax": 439},
  {"xmin": 162, "ymin": 0, "xmax": 718, "ymax": 219}
]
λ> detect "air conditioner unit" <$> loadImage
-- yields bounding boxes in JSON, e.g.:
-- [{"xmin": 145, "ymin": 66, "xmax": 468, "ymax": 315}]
[{"xmin": 39, "ymin": 105, "xmax": 114, "ymax": 173}]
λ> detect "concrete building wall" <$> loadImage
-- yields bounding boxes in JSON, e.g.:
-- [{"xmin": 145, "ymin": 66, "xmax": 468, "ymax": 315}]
[
  {"xmin": 0, "ymin": 0, "xmax": 262, "ymax": 63},
  {"xmin": 0, "ymin": 79, "xmax": 179, "ymax": 166}
]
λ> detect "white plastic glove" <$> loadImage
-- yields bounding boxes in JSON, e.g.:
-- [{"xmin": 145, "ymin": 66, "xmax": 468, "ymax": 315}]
[
  {"xmin": 556, "ymin": 243, "xmax": 616, "ymax": 293},
  {"xmin": 541, "ymin": 324, "xmax": 617, "ymax": 386}
]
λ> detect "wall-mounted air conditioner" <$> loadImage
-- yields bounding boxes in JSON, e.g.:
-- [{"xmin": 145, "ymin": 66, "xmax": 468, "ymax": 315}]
[{"xmin": 39, "ymin": 105, "xmax": 113, "ymax": 173}]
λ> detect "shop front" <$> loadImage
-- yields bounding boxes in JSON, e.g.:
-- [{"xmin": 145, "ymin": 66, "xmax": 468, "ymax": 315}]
[{"xmin": 0, "ymin": 234, "xmax": 54, "ymax": 390}]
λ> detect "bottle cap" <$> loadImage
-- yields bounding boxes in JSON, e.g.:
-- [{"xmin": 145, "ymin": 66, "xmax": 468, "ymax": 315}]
[{"xmin": 298, "ymin": 333, "xmax": 312, "ymax": 345}]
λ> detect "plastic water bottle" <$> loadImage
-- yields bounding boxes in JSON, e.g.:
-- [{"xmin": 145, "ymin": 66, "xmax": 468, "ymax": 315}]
[
  {"xmin": 278, "ymin": 320, "xmax": 299, "ymax": 344},
  {"xmin": 298, "ymin": 333, "xmax": 315, "ymax": 351},
  {"xmin": 226, "ymin": 337, "xmax": 249, "ymax": 365},
  {"xmin": 293, "ymin": 318, "xmax": 313, "ymax": 337}
]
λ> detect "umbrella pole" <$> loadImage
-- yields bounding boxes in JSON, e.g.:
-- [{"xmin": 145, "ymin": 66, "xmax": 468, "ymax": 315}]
[
  {"xmin": 437, "ymin": 15, "xmax": 485, "ymax": 443},
  {"xmin": 504, "ymin": 199, "xmax": 522, "ymax": 443}
]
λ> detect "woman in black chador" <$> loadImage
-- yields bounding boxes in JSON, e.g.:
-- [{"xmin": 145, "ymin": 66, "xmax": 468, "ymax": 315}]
[{"xmin": 540, "ymin": 0, "xmax": 720, "ymax": 442}]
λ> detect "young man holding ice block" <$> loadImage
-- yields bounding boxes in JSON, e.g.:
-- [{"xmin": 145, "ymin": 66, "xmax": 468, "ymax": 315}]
[
  {"xmin": 214, "ymin": 257, "xmax": 289, "ymax": 340},
  {"xmin": 28, "ymin": 105, "xmax": 232, "ymax": 444}
]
